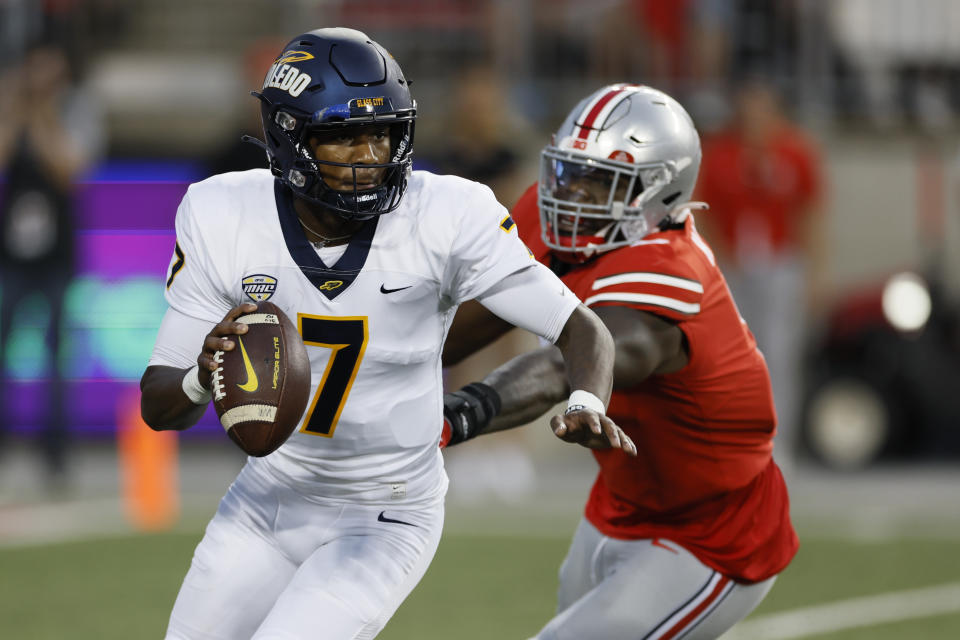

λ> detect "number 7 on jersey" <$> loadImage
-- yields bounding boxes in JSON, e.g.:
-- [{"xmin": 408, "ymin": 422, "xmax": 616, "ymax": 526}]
[{"xmin": 297, "ymin": 314, "xmax": 369, "ymax": 437}]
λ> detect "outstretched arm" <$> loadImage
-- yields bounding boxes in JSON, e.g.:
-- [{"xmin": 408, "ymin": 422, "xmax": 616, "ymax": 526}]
[{"xmin": 443, "ymin": 304, "xmax": 687, "ymax": 452}]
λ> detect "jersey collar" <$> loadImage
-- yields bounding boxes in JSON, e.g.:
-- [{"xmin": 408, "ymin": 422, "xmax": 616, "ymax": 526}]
[{"xmin": 275, "ymin": 180, "xmax": 378, "ymax": 300}]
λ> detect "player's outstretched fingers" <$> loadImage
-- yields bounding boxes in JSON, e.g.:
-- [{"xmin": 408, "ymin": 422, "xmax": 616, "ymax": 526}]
[
  {"xmin": 551, "ymin": 411, "xmax": 637, "ymax": 455},
  {"xmin": 598, "ymin": 415, "xmax": 621, "ymax": 449},
  {"xmin": 568, "ymin": 407, "xmax": 602, "ymax": 435},
  {"xmin": 601, "ymin": 417, "xmax": 637, "ymax": 456},
  {"xmin": 599, "ymin": 415, "xmax": 639, "ymax": 455},
  {"xmin": 550, "ymin": 413, "xmax": 570, "ymax": 439},
  {"xmin": 550, "ymin": 413, "xmax": 584, "ymax": 442},
  {"xmin": 550, "ymin": 410, "xmax": 602, "ymax": 446},
  {"xmin": 621, "ymin": 429, "xmax": 637, "ymax": 456}
]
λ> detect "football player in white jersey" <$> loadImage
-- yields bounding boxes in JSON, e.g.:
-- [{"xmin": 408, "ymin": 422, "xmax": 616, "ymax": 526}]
[{"xmin": 140, "ymin": 28, "xmax": 633, "ymax": 640}]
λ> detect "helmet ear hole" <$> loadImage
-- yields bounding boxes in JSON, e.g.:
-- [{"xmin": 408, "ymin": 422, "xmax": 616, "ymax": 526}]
[{"xmin": 662, "ymin": 192, "xmax": 681, "ymax": 206}]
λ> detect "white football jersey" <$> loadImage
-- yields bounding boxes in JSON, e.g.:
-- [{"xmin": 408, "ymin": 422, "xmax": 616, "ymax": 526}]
[{"xmin": 162, "ymin": 169, "xmax": 558, "ymax": 505}]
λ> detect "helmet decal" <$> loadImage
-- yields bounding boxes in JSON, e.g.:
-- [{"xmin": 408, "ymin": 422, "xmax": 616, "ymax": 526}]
[
  {"xmin": 262, "ymin": 51, "xmax": 317, "ymax": 97},
  {"xmin": 275, "ymin": 50, "xmax": 314, "ymax": 65},
  {"xmin": 574, "ymin": 84, "xmax": 639, "ymax": 141},
  {"xmin": 263, "ymin": 64, "xmax": 313, "ymax": 97},
  {"xmin": 349, "ymin": 97, "xmax": 385, "ymax": 109}
]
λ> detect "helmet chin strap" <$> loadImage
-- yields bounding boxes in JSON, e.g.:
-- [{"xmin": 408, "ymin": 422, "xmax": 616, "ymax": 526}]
[{"xmin": 240, "ymin": 134, "xmax": 270, "ymax": 153}]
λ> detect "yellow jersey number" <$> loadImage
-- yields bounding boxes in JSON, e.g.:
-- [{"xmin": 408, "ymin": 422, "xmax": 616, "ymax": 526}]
[{"xmin": 297, "ymin": 314, "xmax": 368, "ymax": 437}]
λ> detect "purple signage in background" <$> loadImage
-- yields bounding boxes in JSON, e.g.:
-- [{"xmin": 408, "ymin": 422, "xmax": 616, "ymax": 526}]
[
  {"xmin": 74, "ymin": 180, "xmax": 191, "ymax": 277},
  {"xmin": 7, "ymin": 163, "xmax": 226, "ymax": 439},
  {"xmin": 77, "ymin": 180, "xmax": 191, "ymax": 231}
]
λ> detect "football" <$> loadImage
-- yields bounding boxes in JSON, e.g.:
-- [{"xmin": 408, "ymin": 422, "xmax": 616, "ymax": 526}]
[{"xmin": 211, "ymin": 301, "xmax": 311, "ymax": 456}]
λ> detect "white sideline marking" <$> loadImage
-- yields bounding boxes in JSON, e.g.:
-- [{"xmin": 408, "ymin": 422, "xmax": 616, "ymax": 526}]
[{"xmin": 724, "ymin": 582, "xmax": 960, "ymax": 639}]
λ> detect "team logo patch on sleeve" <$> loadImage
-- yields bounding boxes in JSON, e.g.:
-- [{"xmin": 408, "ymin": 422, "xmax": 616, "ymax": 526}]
[
  {"xmin": 242, "ymin": 274, "xmax": 278, "ymax": 302},
  {"xmin": 500, "ymin": 214, "xmax": 516, "ymax": 233}
]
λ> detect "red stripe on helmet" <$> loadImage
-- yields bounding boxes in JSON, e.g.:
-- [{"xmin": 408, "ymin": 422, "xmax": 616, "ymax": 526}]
[{"xmin": 576, "ymin": 85, "xmax": 630, "ymax": 139}]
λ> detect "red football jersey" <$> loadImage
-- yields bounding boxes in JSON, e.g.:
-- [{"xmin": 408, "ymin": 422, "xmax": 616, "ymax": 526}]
[
  {"xmin": 697, "ymin": 127, "xmax": 821, "ymax": 256},
  {"xmin": 513, "ymin": 184, "xmax": 798, "ymax": 583}
]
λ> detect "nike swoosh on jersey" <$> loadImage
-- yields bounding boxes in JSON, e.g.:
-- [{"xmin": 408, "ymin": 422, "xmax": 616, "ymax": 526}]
[
  {"xmin": 380, "ymin": 284, "xmax": 412, "ymax": 294},
  {"xmin": 236, "ymin": 337, "xmax": 259, "ymax": 392},
  {"xmin": 377, "ymin": 511, "xmax": 416, "ymax": 526}
]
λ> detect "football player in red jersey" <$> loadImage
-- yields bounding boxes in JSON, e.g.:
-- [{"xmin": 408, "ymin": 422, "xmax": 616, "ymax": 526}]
[{"xmin": 442, "ymin": 84, "xmax": 798, "ymax": 639}]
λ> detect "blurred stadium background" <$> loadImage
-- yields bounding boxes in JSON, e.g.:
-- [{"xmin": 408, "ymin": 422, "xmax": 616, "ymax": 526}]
[{"xmin": 1, "ymin": 1, "xmax": 959, "ymax": 638}]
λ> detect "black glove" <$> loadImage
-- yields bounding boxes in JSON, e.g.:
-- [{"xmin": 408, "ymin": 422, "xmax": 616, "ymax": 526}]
[{"xmin": 441, "ymin": 382, "xmax": 502, "ymax": 447}]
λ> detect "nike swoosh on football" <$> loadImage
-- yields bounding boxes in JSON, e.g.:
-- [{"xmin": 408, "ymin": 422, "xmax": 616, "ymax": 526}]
[
  {"xmin": 377, "ymin": 511, "xmax": 416, "ymax": 527},
  {"xmin": 380, "ymin": 284, "xmax": 412, "ymax": 294},
  {"xmin": 236, "ymin": 337, "xmax": 259, "ymax": 392}
]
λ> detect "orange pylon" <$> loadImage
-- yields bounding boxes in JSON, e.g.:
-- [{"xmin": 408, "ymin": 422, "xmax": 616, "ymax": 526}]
[{"xmin": 117, "ymin": 388, "xmax": 179, "ymax": 531}]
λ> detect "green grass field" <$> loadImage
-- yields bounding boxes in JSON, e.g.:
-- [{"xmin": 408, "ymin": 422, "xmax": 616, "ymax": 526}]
[{"xmin": 2, "ymin": 531, "xmax": 958, "ymax": 639}]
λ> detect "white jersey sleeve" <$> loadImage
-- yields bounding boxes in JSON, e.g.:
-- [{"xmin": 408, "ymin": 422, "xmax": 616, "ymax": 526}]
[
  {"xmin": 441, "ymin": 182, "xmax": 536, "ymax": 303},
  {"xmin": 475, "ymin": 262, "xmax": 579, "ymax": 343},
  {"xmin": 164, "ymin": 185, "xmax": 235, "ymax": 323},
  {"xmin": 148, "ymin": 306, "xmax": 217, "ymax": 369}
]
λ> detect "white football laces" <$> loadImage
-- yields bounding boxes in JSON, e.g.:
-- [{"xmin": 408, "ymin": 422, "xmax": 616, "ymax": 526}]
[{"xmin": 211, "ymin": 351, "xmax": 226, "ymax": 402}]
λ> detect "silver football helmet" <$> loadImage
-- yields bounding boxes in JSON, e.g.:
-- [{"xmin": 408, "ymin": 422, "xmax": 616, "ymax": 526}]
[{"xmin": 539, "ymin": 84, "xmax": 702, "ymax": 259}]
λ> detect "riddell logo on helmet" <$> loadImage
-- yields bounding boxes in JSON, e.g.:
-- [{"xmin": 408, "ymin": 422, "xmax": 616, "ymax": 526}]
[
  {"xmin": 391, "ymin": 135, "xmax": 409, "ymax": 162},
  {"xmin": 263, "ymin": 54, "xmax": 314, "ymax": 98},
  {"xmin": 608, "ymin": 150, "xmax": 635, "ymax": 163}
]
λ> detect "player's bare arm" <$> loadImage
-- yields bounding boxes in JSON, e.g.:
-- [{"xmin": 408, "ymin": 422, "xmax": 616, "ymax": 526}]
[
  {"xmin": 140, "ymin": 303, "xmax": 256, "ymax": 430},
  {"xmin": 444, "ymin": 301, "xmax": 688, "ymax": 454},
  {"xmin": 483, "ymin": 305, "xmax": 628, "ymax": 451},
  {"xmin": 444, "ymin": 303, "xmax": 634, "ymax": 455}
]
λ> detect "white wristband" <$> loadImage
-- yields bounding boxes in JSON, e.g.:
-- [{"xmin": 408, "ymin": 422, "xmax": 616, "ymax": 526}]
[
  {"xmin": 565, "ymin": 389, "xmax": 606, "ymax": 415},
  {"xmin": 181, "ymin": 365, "xmax": 212, "ymax": 405}
]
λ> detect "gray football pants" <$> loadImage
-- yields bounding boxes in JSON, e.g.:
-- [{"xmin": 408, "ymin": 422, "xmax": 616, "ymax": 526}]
[{"xmin": 533, "ymin": 519, "xmax": 776, "ymax": 640}]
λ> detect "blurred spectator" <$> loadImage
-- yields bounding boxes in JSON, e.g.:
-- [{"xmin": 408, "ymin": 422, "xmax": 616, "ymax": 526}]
[
  {"xmin": 530, "ymin": 0, "xmax": 592, "ymax": 81},
  {"xmin": 0, "ymin": 0, "xmax": 43, "ymax": 67},
  {"xmin": 427, "ymin": 65, "xmax": 532, "ymax": 206},
  {"xmin": 630, "ymin": 0, "xmax": 695, "ymax": 87},
  {"xmin": 204, "ymin": 38, "xmax": 281, "ymax": 177},
  {"xmin": 695, "ymin": 78, "xmax": 827, "ymax": 468},
  {"xmin": 0, "ymin": 39, "xmax": 104, "ymax": 488},
  {"xmin": 588, "ymin": 1, "xmax": 732, "ymax": 91}
]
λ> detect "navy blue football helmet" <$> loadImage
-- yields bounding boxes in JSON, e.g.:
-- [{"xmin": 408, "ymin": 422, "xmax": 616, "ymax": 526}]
[{"xmin": 251, "ymin": 28, "xmax": 416, "ymax": 220}]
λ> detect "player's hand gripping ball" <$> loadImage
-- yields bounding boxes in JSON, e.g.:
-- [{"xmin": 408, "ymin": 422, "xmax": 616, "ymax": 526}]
[{"xmin": 210, "ymin": 301, "xmax": 311, "ymax": 456}]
